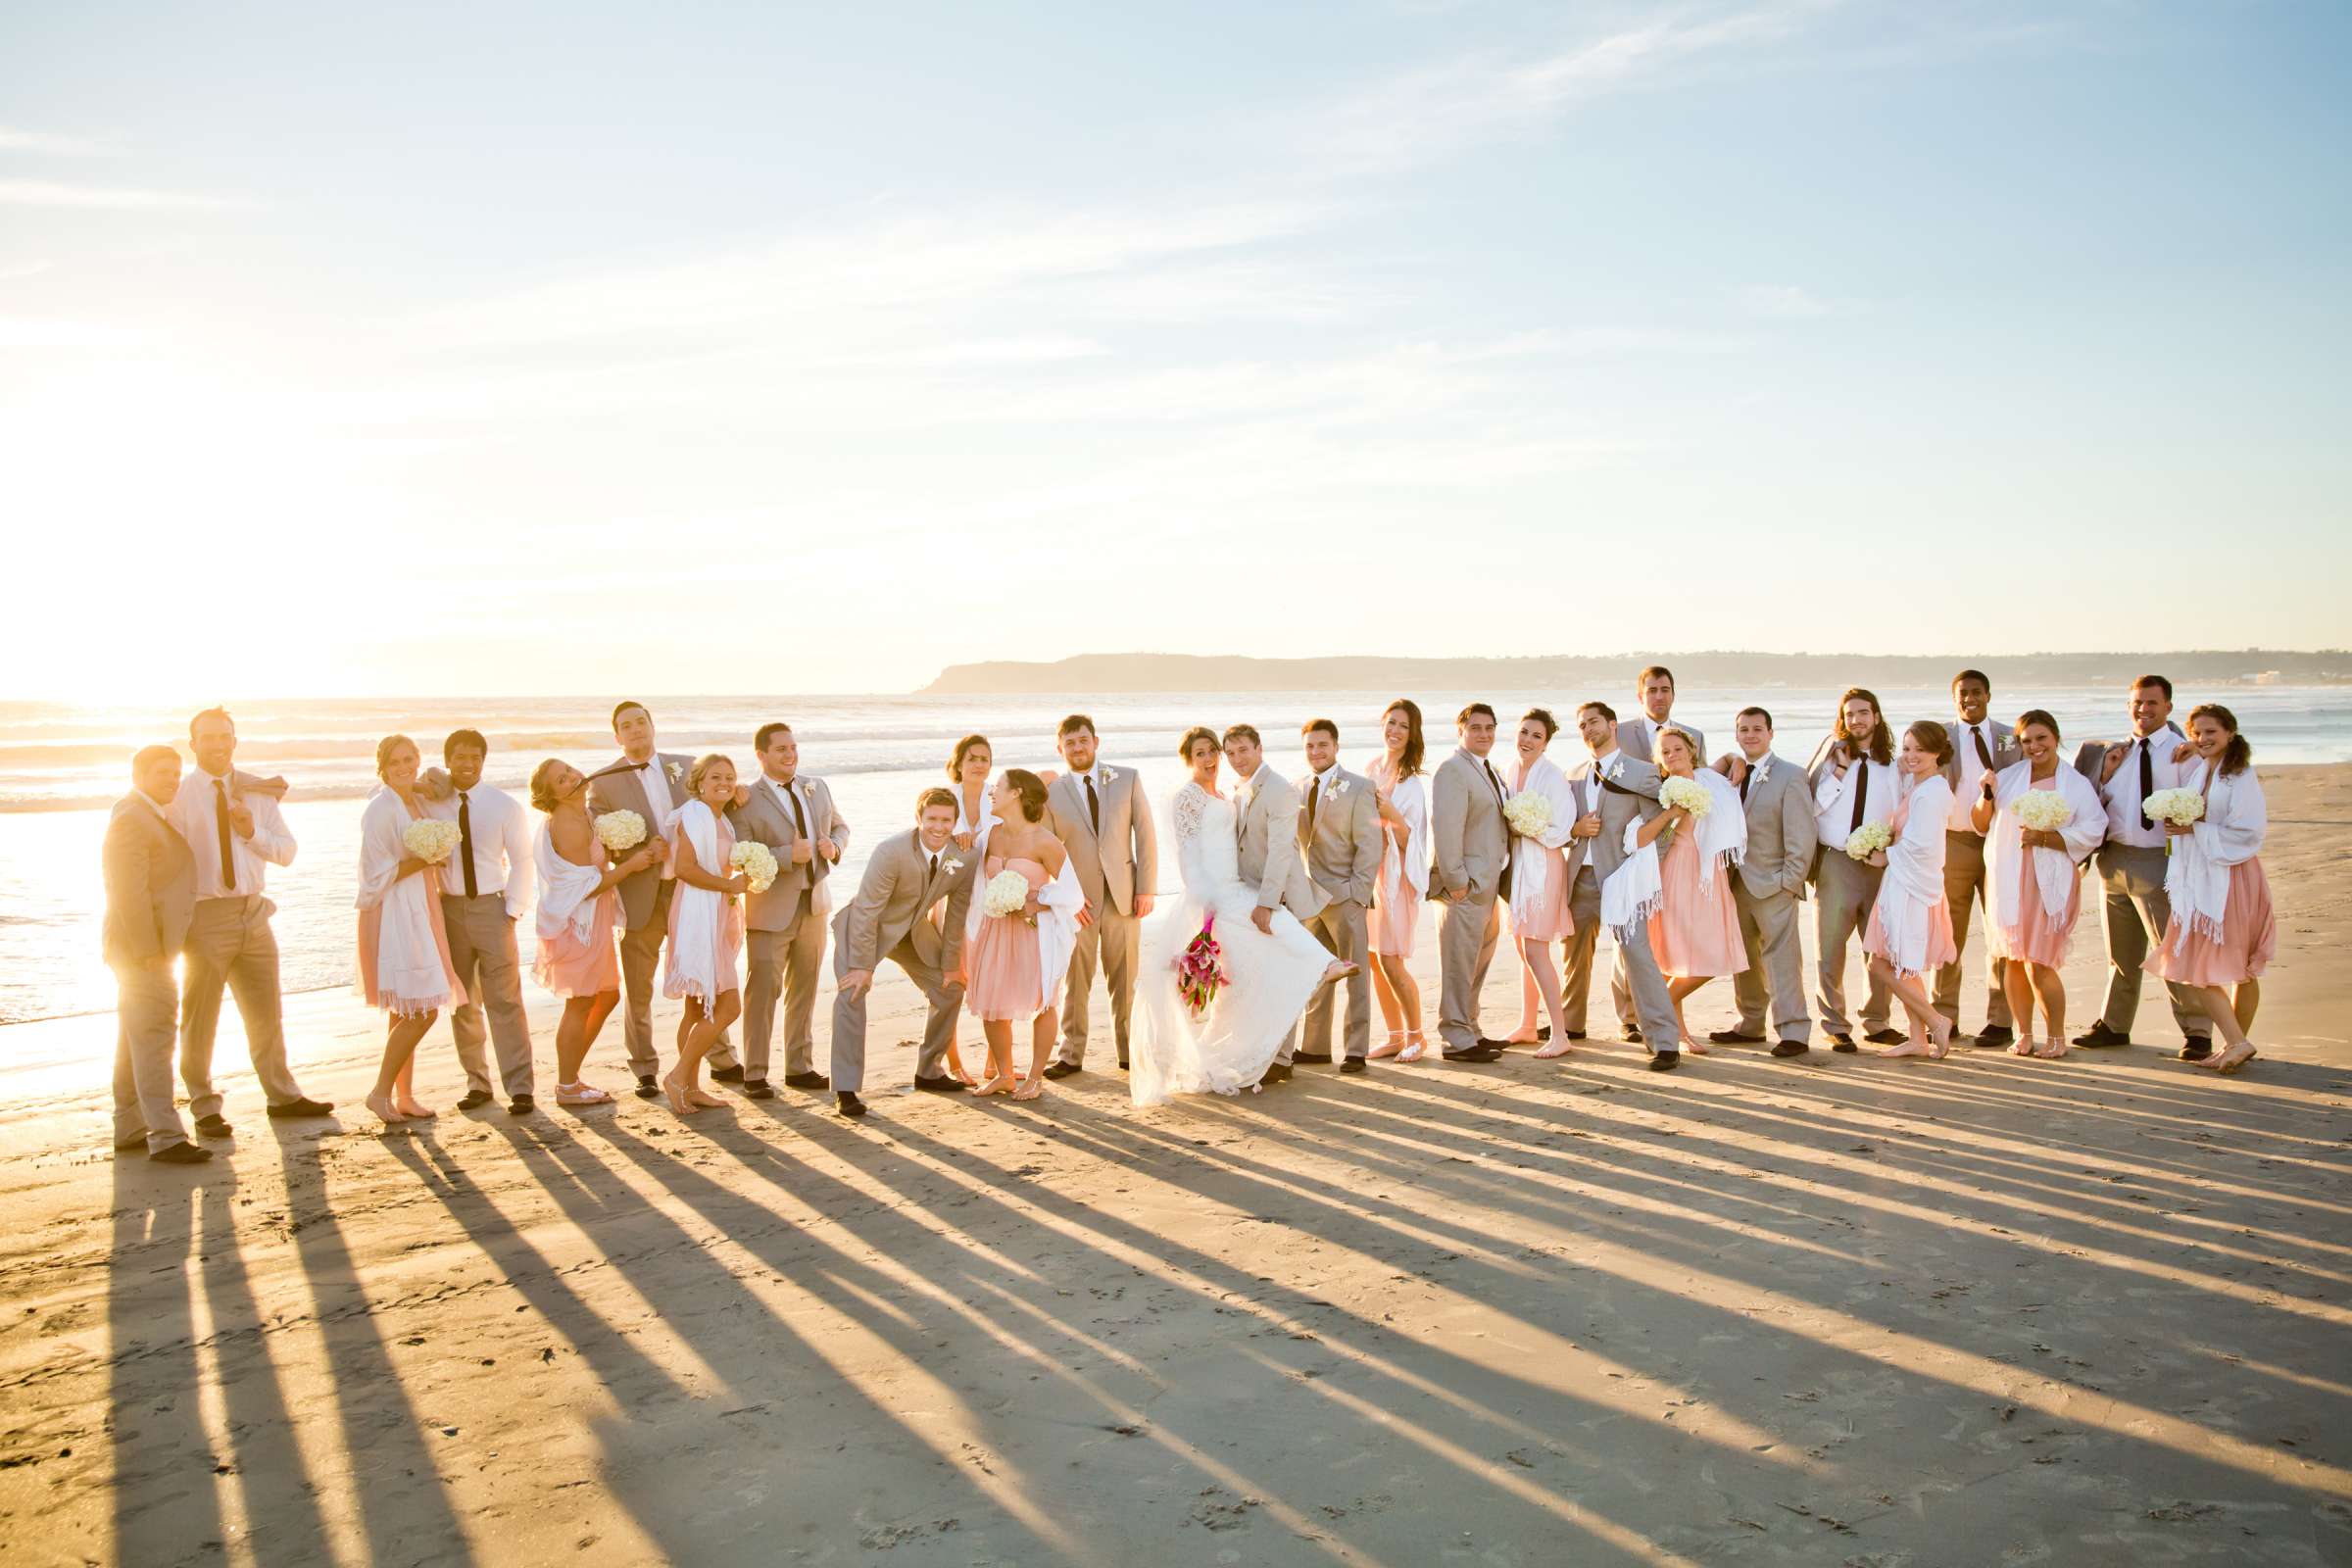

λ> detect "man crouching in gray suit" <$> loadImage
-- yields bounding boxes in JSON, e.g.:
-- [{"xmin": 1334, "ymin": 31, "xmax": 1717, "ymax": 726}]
[
  {"xmin": 829, "ymin": 789, "xmax": 981, "ymax": 1118},
  {"xmin": 1292, "ymin": 718, "xmax": 1383, "ymax": 1073}
]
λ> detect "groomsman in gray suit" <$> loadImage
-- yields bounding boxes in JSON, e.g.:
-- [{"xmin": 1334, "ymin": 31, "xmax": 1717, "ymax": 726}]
[
  {"xmin": 422, "ymin": 728, "xmax": 538, "ymax": 1114},
  {"xmin": 588, "ymin": 701, "xmax": 742, "ymax": 1096},
  {"xmin": 2071, "ymin": 673, "xmax": 2208, "ymax": 1057},
  {"xmin": 1043, "ymin": 714, "xmax": 1158, "ymax": 1077},
  {"xmin": 1935, "ymin": 671, "xmax": 2023, "ymax": 1047},
  {"xmin": 106, "ymin": 745, "xmax": 209, "ymax": 1162},
  {"xmin": 725, "ymin": 720, "xmax": 849, "ymax": 1096},
  {"xmin": 1570, "ymin": 703, "xmax": 1683, "ymax": 1070},
  {"xmin": 1428, "ymin": 704, "xmax": 1511, "ymax": 1062},
  {"xmin": 1292, "ymin": 719, "xmax": 1382, "ymax": 1073},
  {"xmin": 1616, "ymin": 664, "xmax": 1706, "ymax": 766},
  {"xmin": 829, "ymin": 789, "xmax": 981, "ymax": 1116},
  {"xmin": 1706, "ymin": 708, "xmax": 1816, "ymax": 1056}
]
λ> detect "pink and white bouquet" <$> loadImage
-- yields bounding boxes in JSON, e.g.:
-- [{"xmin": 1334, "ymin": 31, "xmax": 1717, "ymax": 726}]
[{"xmin": 1175, "ymin": 914, "xmax": 1230, "ymax": 1018}]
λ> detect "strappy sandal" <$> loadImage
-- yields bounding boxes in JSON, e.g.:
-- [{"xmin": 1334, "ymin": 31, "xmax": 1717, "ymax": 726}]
[
  {"xmin": 556, "ymin": 1081, "xmax": 614, "ymax": 1106},
  {"xmin": 1396, "ymin": 1032, "xmax": 1429, "ymax": 1062},
  {"xmin": 1369, "ymin": 1032, "xmax": 1407, "ymax": 1060}
]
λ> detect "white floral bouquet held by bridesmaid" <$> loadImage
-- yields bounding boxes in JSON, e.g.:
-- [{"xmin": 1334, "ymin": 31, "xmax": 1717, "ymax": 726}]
[
  {"xmin": 403, "ymin": 818, "xmax": 463, "ymax": 864},
  {"xmin": 983, "ymin": 868, "xmax": 1034, "ymax": 922},
  {"xmin": 1658, "ymin": 776, "xmax": 1712, "ymax": 817},
  {"xmin": 729, "ymin": 841, "xmax": 778, "ymax": 895},
  {"xmin": 594, "ymin": 808, "xmax": 647, "ymax": 854},
  {"xmin": 1501, "ymin": 791, "xmax": 1553, "ymax": 838},
  {"xmin": 2141, "ymin": 787, "xmax": 2205, "ymax": 854},
  {"xmin": 1844, "ymin": 820, "xmax": 1893, "ymax": 861},
  {"xmin": 2012, "ymin": 790, "xmax": 2075, "ymax": 833}
]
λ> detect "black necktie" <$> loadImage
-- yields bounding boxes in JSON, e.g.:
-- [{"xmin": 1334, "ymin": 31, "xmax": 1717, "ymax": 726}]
[
  {"xmin": 927, "ymin": 852, "xmax": 939, "ymax": 882},
  {"xmin": 786, "ymin": 783, "xmax": 819, "ymax": 880},
  {"xmin": 2137, "ymin": 739, "xmax": 2155, "ymax": 830},
  {"xmin": 458, "ymin": 791, "xmax": 479, "ymax": 898},
  {"xmin": 1086, "ymin": 773, "xmax": 1101, "ymax": 837},
  {"xmin": 1738, "ymin": 767, "xmax": 1751, "ymax": 805},
  {"xmin": 214, "ymin": 779, "xmax": 237, "ymax": 891},
  {"xmin": 1972, "ymin": 724, "xmax": 1994, "ymax": 772},
  {"xmin": 1483, "ymin": 760, "xmax": 1514, "ymax": 901},
  {"xmin": 1850, "ymin": 760, "xmax": 1869, "ymax": 831},
  {"xmin": 1305, "ymin": 776, "xmax": 1320, "ymax": 836}
]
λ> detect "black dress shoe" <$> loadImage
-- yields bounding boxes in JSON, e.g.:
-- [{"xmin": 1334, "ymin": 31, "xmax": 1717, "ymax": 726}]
[
  {"xmin": 507, "ymin": 1096, "xmax": 535, "ymax": 1116},
  {"xmin": 266, "ymin": 1098, "xmax": 334, "ymax": 1119},
  {"xmin": 1536, "ymin": 1026, "xmax": 1552, "ymax": 1042},
  {"xmin": 196, "ymin": 1114, "xmax": 232, "ymax": 1138},
  {"xmin": 1339, "ymin": 1056, "xmax": 1367, "ymax": 1074},
  {"xmin": 710, "ymin": 1064, "xmax": 745, "ymax": 1084},
  {"xmin": 115, "ymin": 1135, "xmax": 149, "ymax": 1152},
  {"xmin": 1256, "ymin": 1063, "xmax": 1293, "ymax": 1086},
  {"xmin": 1041, "ymin": 1061, "xmax": 1082, "ymax": 1080},
  {"xmin": 1829, "ymin": 1035, "xmax": 1858, "ymax": 1053},
  {"xmin": 1565, "ymin": 1029, "xmax": 1588, "ymax": 1042},
  {"xmin": 836, "ymin": 1092, "xmax": 867, "ymax": 1118},
  {"xmin": 1294, "ymin": 1050, "xmax": 1334, "ymax": 1064},
  {"xmin": 1710, "ymin": 1029, "xmax": 1767, "ymax": 1046},
  {"xmin": 783, "ymin": 1071, "xmax": 831, "ymax": 1090},
  {"xmin": 635, "ymin": 1075, "xmax": 662, "ymax": 1099},
  {"xmin": 456, "ymin": 1089, "xmax": 496, "ymax": 1111},
  {"xmin": 743, "ymin": 1079, "xmax": 776, "ymax": 1100},
  {"xmin": 1864, "ymin": 1028, "xmax": 1908, "ymax": 1047},
  {"xmin": 1972, "ymin": 1024, "xmax": 2014, "ymax": 1049},
  {"xmin": 150, "ymin": 1142, "xmax": 215, "ymax": 1164},
  {"xmin": 912, "ymin": 1074, "xmax": 967, "ymax": 1094},
  {"xmin": 2179, "ymin": 1038, "xmax": 2215, "ymax": 1062},
  {"xmin": 1624, "ymin": 1026, "xmax": 1643, "ymax": 1044},
  {"xmin": 2072, "ymin": 1021, "xmax": 2132, "ymax": 1048},
  {"xmin": 1647, "ymin": 1052, "xmax": 1682, "ymax": 1072},
  {"xmin": 1442, "ymin": 1045, "xmax": 1502, "ymax": 1063},
  {"xmin": 1118, "ymin": 1060, "xmax": 1131, "ymax": 1071},
  {"xmin": 1769, "ymin": 1040, "xmax": 1811, "ymax": 1058}
]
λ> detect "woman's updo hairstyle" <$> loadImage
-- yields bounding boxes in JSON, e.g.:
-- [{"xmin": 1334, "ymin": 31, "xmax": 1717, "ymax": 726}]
[
  {"xmin": 1903, "ymin": 719, "xmax": 1954, "ymax": 769},
  {"xmin": 1002, "ymin": 767, "xmax": 1050, "ymax": 824},
  {"xmin": 686, "ymin": 753, "xmax": 735, "ymax": 795},
  {"xmin": 2187, "ymin": 702, "xmax": 2253, "ymax": 777},
  {"xmin": 1177, "ymin": 724, "xmax": 1219, "ymax": 762},
  {"xmin": 528, "ymin": 758, "xmax": 566, "ymax": 812}
]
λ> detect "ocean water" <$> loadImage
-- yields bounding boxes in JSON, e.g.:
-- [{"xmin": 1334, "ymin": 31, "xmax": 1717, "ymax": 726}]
[{"xmin": 5, "ymin": 685, "xmax": 2348, "ymax": 1025}]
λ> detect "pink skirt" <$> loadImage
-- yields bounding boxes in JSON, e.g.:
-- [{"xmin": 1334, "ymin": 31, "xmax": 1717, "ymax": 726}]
[
  {"xmin": 2146, "ymin": 858, "xmax": 2277, "ymax": 987},
  {"xmin": 1991, "ymin": 848, "xmax": 2082, "ymax": 968},
  {"xmin": 1863, "ymin": 897, "xmax": 1958, "ymax": 981},
  {"xmin": 1508, "ymin": 846, "xmax": 1573, "ymax": 942},
  {"xmin": 965, "ymin": 912, "xmax": 1045, "ymax": 1022},
  {"xmin": 1370, "ymin": 881, "xmax": 1421, "ymax": 957},
  {"xmin": 537, "ymin": 889, "xmax": 621, "ymax": 1000},
  {"xmin": 1648, "ymin": 831, "xmax": 1747, "ymax": 980}
]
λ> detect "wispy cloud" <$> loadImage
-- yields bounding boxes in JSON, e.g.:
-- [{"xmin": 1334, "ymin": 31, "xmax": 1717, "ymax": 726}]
[
  {"xmin": 0, "ymin": 126, "xmax": 111, "ymax": 156},
  {"xmin": 0, "ymin": 178, "xmax": 255, "ymax": 211}
]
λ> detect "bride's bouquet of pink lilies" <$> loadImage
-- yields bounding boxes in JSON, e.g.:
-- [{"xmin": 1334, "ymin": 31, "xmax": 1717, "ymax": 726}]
[{"xmin": 1175, "ymin": 914, "xmax": 1230, "ymax": 1018}]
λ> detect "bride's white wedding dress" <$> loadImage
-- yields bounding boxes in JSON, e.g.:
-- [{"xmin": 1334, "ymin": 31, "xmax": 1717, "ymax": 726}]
[{"xmin": 1132, "ymin": 781, "xmax": 1337, "ymax": 1106}]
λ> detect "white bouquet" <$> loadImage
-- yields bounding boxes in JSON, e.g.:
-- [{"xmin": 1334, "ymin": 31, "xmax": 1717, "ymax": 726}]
[
  {"xmin": 2013, "ymin": 790, "xmax": 2075, "ymax": 833},
  {"xmin": 594, "ymin": 808, "xmax": 647, "ymax": 854},
  {"xmin": 2141, "ymin": 787, "xmax": 2204, "ymax": 827},
  {"xmin": 983, "ymin": 868, "xmax": 1033, "ymax": 919},
  {"xmin": 1658, "ymin": 776, "xmax": 1711, "ymax": 818},
  {"xmin": 404, "ymin": 818, "xmax": 463, "ymax": 864},
  {"xmin": 729, "ymin": 841, "xmax": 778, "ymax": 895},
  {"xmin": 1844, "ymin": 820, "xmax": 1893, "ymax": 861},
  {"xmin": 1501, "ymin": 791, "xmax": 1553, "ymax": 839}
]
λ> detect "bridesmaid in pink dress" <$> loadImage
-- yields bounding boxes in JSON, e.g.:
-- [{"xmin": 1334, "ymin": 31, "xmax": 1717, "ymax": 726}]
[
  {"xmin": 1366, "ymin": 700, "xmax": 1431, "ymax": 1060},
  {"xmin": 1642, "ymin": 727, "xmax": 1747, "ymax": 1052},
  {"xmin": 964, "ymin": 769, "xmax": 1072, "ymax": 1101},
  {"xmin": 1862, "ymin": 722, "xmax": 1962, "ymax": 1057},
  {"xmin": 1501, "ymin": 709, "xmax": 1579, "ymax": 1051},
  {"xmin": 355, "ymin": 735, "xmax": 466, "ymax": 1129},
  {"xmin": 2144, "ymin": 704, "xmax": 2274, "ymax": 1074},
  {"xmin": 661, "ymin": 755, "xmax": 749, "ymax": 1114},
  {"xmin": 1974, "ymin": 710, "xmax": 2107, "ymax": 1059},
  {"xmin": 528, "ymin": 759, "xmax": 662, "ymax": 1105}
]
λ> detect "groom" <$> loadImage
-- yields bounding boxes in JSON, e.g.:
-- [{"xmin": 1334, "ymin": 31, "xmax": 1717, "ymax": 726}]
[
  {"xmin": 1044, "ymin": 714, "xmax": 1156, "ymax": 1077},
  {"xmin": 1225, "ymin": 724, "xmax": 1323, "ymax": 1083},
  {"xmin": 1292, "ymin": 718, "xmax": 1380, "ymax": 1074}
]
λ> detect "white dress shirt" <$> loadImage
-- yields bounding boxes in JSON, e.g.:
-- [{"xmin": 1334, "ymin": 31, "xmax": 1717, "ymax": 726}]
[
  {"xmin": 1813, "ymin": 757, "xmax": 1897, "ymax": 853},
  {"xmin": 171, "ymin": 765, "xmax": 298, "ymax": 899},
  {"xmin": 421, "ymin": 782, "xmax": 534, "ymax": 917},
  {"xmin": 2098, "ymin": 726, "xmax": 2190, "ymax": 850},
  {"xmin": 1946, "ymin": 718, "xmax": 2002, "ymax": 832}
]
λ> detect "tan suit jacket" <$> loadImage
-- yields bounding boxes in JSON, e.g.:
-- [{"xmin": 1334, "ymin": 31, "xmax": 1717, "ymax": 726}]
[
  {"xmin": 1732, "ymin": 753, "xmax": 1816, "ymax": 900},
  {"xmin": 727, "ymin": 772, "xmax": 851, "ymax": 932},
  {"xmin": 587, "ymin": 751, "xmax": 692, "ymax": 931},
  {"xmin": 1235, "ymin": 766, "xmax": 1323, "ymax": 918},
  {"xmin": 1429, "ymin": 748, "xmax": 1510, "ymax": 904},
  {"xmin": 103, "ymin": 793, "xmax": 195, "ymax": 966},
  {"xmin": 1298, "ymin": 765, "xmax": 1383, "ymax": 907},
  {"xmin": 1620, "ymin": 714, "xmax": 1706, "ymax": 767},
  {"xmin": 832, "ymin": 830, "xmax": 977, "ymax": 976},
  {"xmin": 1046, "ymin": 766, "xmax": 1158, "ymax": 916}
]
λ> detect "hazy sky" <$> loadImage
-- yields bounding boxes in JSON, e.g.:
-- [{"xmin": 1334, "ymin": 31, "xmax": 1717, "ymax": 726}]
[{"xmin": 5, "ymin": 1, "xmax": 2347, "ymax": 701}]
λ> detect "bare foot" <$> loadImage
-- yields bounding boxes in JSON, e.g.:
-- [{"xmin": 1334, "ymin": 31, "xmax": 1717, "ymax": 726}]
[
  {"xmin": 2210, "ymin": 1040, "xmax": 2258, "ymax": 1073},
  {"xmin": 2009, "ymin": 1036, "xmax": 2038, "ymax": 1057},
  {"xmin": 688, "ymin": 1087, "xmax": 726, "ymax": 1108},
  {"xmin": 1318, "ymin": 960, "xmax": 1356, "ymax": 990},
  {"xmin": 366, "ymin": 1089, "xmax": 408, "ymax": 1128},
  {"xmin": 394, "ymin": 1096, "xmax": 435, "ymax": 1118},
  {"xmin": 1878, "ymin": 1039, "xmax": 1932, "ymax": 1058},
  {"xmin": 662, "ymin": 1071, "xmax": 694, "ymax": 1114},
  {"xmin": 1532, "ymin": 1039, "xmax": 1574, "ymax": 1059},
  {"xmin": 2035, "ymin": 1038, "xmax": 2069, "ymax": 1059},
  {"xmin": 1011, "ymin": 1077, "xmax": 1045, "ymax": 1102},
  {"xmin": 1369, "ymin": 1033, "xmax": 1406, "ymax": 1060},
  {"xmin": 1927, "ymin": 1016, "xmax": 1955, "ymax": 1058},
  {"xmin": 1682, "ymin": 1036, "xmax": 1709, "ymax": 1056},
  {"xmin": 976, "ymin": 1075, "xmax": 1012, "ymax": 1096},
  {"xmin": 1396, "ymin": 1035, "xmax": 1428, "ymax": 1063}
]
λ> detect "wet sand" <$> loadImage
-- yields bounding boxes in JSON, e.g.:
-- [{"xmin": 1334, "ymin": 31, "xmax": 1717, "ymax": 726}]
[{"xmin": 1, "ymin": 764, "xmax": 2346, "ymax": 1566}]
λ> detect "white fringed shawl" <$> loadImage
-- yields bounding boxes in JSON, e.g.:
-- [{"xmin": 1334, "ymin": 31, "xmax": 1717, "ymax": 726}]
[
  {"xmin": 1988, "ymin": 760, "xmax": 2105, "ymax": 937},
  {"xmin": 662, "ymin": 799, "xmax": 734, "ymax": 1003},
  {"xmin": 1506, "ymin": 754, "xmax": 1579, "ymax": 925},
  {"xmin": 2164, "ymin": 763, "xmax": 2267, "ymax": 950},
  {"xmin": 534, "ymin": 817, "xmax": 607, "ymax": 948}
]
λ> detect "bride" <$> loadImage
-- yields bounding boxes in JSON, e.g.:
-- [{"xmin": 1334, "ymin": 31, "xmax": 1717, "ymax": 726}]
[{"xmin": 1132, "ymin": 725, "xmax": 1351, "ymax": 1106}]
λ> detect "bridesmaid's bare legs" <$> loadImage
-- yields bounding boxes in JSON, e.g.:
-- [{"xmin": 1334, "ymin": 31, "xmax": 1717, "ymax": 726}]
[
  {"xmin": 977, "ymin": 1021, "xmax": 1015, "ymax": 1093},
  {"xmin": 2027, "ymin": 964, "xmax": 2067, "ymax": 1056},
  {"xmin": 1372, "ymin": 952, "xmax": 1425, "ymax": 1059},
  {"xmin": 1508, "ymin": 961, "xmax": 1543, "ymax": 1044},
  {"xmin": 369, "ymin": 1010, "xmax": 436, "ymax": 1127},
  {"xmin": 1873, "ymin": 957, "xmax": 1943, "ymax": 1056},
  {"xmin": 2182, "ymin": 983, "xmax": 2256, "ymax": 1071},
  {"xmin": 556, "ymin": 991, "xmax": 619, "ymax": 1085},
  {"xmin": 1666, "ymin": 976, "xmax": 1711, "ymax": 1054},
  {"xmin": 1522, "ymin": 939, "xmax": 1575, "ymax": 1056},
  {"xmin": 1013, "ymin": 1008, "xmax": 1055, "ymax": 1100},
  {"xmin": 393, "ymin": 1042, "xmax": 433, "ymax": 1118}
]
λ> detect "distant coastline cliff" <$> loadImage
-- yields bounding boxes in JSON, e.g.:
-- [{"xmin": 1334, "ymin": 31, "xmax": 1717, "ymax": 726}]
[{"xmin": 922, "ymin": 651, "xmax": 2352, "ymax": 695}]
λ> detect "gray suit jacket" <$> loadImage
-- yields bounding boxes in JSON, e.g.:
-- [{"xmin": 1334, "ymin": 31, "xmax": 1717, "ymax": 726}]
[
  {"xmin": 587, "ymin": 751, "xmax": 691, "ymax": 931},
  {"xmin": 1046, "ymin": 766, "xmax": 1158, "ymax": 915},
  {"xmin": 1620, "ymin": 714, "xmax": 1705, "ymax": 767},
  {"xmin": 1298, "ymin": 765, "xmax": 1382, "ymax": 907},
  {"xmin": 1581, "ymin": 753, "xmax": 1663, "ymax": 883},
  {"xmin": 726, "ymin": 773, "xmax": 851, "ymax": 932},
  {"xmin": 1939, "ymin": 719, "xmax": 2022, "ymax": 793},
  {"xmin": 1731, "ymin": 753, "xmax": 1815, "ymax": 900},
  {"xmin": 2071, "ymin": 722, "xmax": 2185, "ymax": 784},
  {"xmin": 103, "ymin": 794, "xmax": 195, "ymax": 967},
  {"xmin": 1235, "ymin": 766, "xmax": 1323, "ymax": 919},
  {"xmin": 1429, "ymin": 748, "xmax": 1510, "ymax": 905},
  {"xmin": 832, "ymin": 830, "xmax": 977, "ymax": 977}
]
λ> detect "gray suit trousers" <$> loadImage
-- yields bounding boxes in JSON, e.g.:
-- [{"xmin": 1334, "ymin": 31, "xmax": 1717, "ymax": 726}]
[
  {"xmin": 1934, "ymin": 831, "xmax": 2012, "ymax": 1030},
  {"xmin": 2094, "ymin": 844, "xmax": 2206, "ymax": 1041},
  {"xmin": 1730, "ymin": 884, "xmax": 1810, "ymax": 1043},
  {"xmin": 178, "ymin": 896, "xmax": 305, "ymax": 1116},
  {"xmin": 1614, "ymin": 918, "xmax": 1681, "ymax": 1052},
  {"xmin": 1295, "ymin": 900, "xmax": 1371, "ymax": 1061},
  {"xmin": 743, "ymin": 895, "xmax": 826, "ymax": 1080},
  {"xmin": 1436, "ymin": 895, "xmax": 1501, "ymax": 1052},
  {"xmin": 1557, "ymin": 869, "xmax": 1602, "ymax": 1034},
  {"xmin": 442, "ymin": 893, "xmax": 534, "ymax": 1098},
  {"xmin": 112, "ymin": 960, "xmax": 188, "ymax": 1152},
  {"xmin": 1058, "ymin": 906, "xmax": 1139, "ymax": 1066},
  {"xmin": 830, "ymin": 933, "xmax": 963, "ymax": 1095},
  {"xmin": 1813, "ymin": 854, "xmax": 1891, "ymax": 1035}
]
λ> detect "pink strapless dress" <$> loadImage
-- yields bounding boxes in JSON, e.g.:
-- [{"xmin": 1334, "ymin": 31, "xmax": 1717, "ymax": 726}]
[
  {"xmin": 965, "ymin": 858, "xmax": 1048, "ymax": 1021},
  {"xmin": 537, "ymin": 887, "xmax": 620, "ymax": 1000},
  {"xmin": 2145, "ymin": 858, "xmax": 2277, "ymax": 987},
  {"xmin": 1647, "ymin": 827, "xmax": 1747, "ymax": 980}
]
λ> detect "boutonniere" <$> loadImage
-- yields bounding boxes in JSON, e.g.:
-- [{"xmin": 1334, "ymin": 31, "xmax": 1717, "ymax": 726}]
[
  {"xmin": 1333, "ymin": 780, "xmax": 1350, "ymax": 797},
  {"xmin": 1752, "ymin": 760, "xmax": 1772, "ymax": 787},
  {"xmin": 663, "ymin": 761, "xmax": 682, "ymax": 783},
  {"xmin": 941, "ymin": 856, "xmax": 964, "ymax": 876},
  {"xmin": 1100, "ymin": 766, "xmax": 1117, "ymax": 784}
]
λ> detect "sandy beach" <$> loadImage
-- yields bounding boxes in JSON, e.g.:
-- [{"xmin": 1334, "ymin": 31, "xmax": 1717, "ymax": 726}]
[{"xmin": 1, "ymin": 762, "xmax": 2345, "ymax": 1567}]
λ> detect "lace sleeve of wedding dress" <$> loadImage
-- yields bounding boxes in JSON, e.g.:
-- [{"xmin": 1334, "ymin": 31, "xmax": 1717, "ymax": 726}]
[{"xmin": 1171, "ymin": 782, "xmax": 1212, "ymax": 900}]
